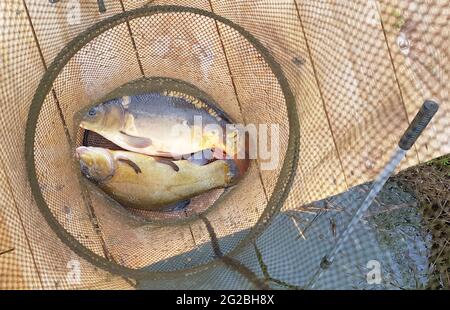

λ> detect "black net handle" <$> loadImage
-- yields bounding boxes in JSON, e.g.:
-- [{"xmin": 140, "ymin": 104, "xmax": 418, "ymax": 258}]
[
  {"xmin": 49, "ymin": 0, "xmax": 107, "ymax": 13},
  {"xmin": 399, "ymin": 100, "xmax": 439, "ymax": 150}
]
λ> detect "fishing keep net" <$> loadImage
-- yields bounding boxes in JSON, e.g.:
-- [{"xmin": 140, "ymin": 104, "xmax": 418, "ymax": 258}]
[{"xmin": 0, "ymin": 1, "xmax": 449, "ymax": 289}]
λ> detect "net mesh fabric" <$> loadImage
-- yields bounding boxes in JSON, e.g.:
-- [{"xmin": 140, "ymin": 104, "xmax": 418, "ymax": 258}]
[{"xmin": 0, "ymin": 0, "xmax": 448, "ymax": 289}]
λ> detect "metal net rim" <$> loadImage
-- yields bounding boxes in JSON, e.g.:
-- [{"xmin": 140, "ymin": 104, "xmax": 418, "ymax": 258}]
[{"xmin": 25, "ymin": 5, "xmax": 300, "ymax": 280}]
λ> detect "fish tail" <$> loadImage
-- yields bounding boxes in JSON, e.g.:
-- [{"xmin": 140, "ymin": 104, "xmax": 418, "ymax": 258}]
[
  {"xmin": 217, "ymin": 144, "xmax": 250, "ymax": 180},
  {"xmin": 224, "ymin": 158, "xmax": 240, "ymax": 186}
]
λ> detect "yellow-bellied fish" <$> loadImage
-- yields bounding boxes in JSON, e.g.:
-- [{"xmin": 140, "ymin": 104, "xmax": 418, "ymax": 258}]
[
  {"xmin": 75, "ymin": 146, "xmax": 238, "ymax": 210},
  {"xmin": 80, "ymin": 92, "xmax": 239, "ymax": 161}
]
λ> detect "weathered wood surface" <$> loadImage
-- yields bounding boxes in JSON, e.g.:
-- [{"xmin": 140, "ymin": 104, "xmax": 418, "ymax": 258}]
[
  {"xmin": 34, "ymin": 95, "xmax": 107, "ymax": 257},
  {"xmin": 295, "ymin": 0, "xmax": 419, "ymax": 188},
  {"xmin": 124, "ymin": 0, "xmax": 245, "ymax": 122},
  {"xmin": 25, "ymin": 0, "xmax": 124, "ymax": 64},
  {"xmin": 210, "ymin": 0, "xmax": 348, "ymax": 206},
  {"xmin": 1, "ymin": 0, "xmax": 449, "ymax": 288},
  {"xmin": 0, "ymin": 163, "xmax": 41, "ymax": 289},
  {"xmin": 378, "ymin": 0, "xmax": 450, "ymax": 162},
  {"xmin": 0, "ymin": 0, "xmax": 134, "ymax": 289}
]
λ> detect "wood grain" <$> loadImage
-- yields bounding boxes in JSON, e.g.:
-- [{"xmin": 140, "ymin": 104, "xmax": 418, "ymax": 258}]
[
  {"xmin": 295, "ymin": 0, "xmax": 419, "ymax": 188},
  {"xmin": 378, "ymin": 0, "xmax": 450, "ymax": 162},
  {"xmin": 0, "ymin": 0, "xmax": 134, "ymax": 289}
]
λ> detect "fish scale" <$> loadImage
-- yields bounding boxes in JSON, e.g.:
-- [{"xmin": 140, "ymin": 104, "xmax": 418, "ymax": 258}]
[
  {"xmin": 80, "ymin": 91, "xmax": 240, "ymax": 159},
  {"xmin": 76, "ymin": 147, "xmax": 239, "ymax": 211}
]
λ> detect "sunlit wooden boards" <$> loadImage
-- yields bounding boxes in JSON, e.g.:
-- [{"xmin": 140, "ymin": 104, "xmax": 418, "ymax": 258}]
[
  {"xmin": 210, "ymin": 0, "xmax": 347, "ymax": 205},
  {"xmin": 24, "ymin": 0, "xmax": 124, "ymax": 64},
  {"xmin": 377, "ymin": 0, "xmax": 450, "ymax": 162},
  {"xmin": 294, "ymin": 0, "xmax": 420, "ymax": 187},
  {"xmin": 0, "ymin": 1, "xmax": 42, "ymax": 288},
  {"xmin": 0, "ymin": 0, "xmax": 133, "ymax": 289},
  {"xmin": 0, "ymin": 164, "xmax": 41, "ymax": 289},
  {"xmin": 123, "ymin": 0, "xmax": 209, "ymax": 11},
  {"xmin": 34, "ymin": 94, "xmax": 106, "ymax": 258},
  {"xmin": 122, "ymin": 0, "xmax": 244, "ymax": 122},
  {"xmin": 24, "ymin": 0, "xmax": 142, "ymax": 137}
]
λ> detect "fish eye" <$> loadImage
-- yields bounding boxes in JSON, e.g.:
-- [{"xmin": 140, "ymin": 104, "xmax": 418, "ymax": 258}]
[{"xmin": 88, "ymin": 108, "xmax": 97, "ymax": 117}]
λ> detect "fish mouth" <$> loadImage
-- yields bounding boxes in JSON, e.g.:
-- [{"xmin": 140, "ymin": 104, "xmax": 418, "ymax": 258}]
[
  {"xmin": 80, "ymin": 162, "xmax": 92, "ymax": 179},
  {"xmin": 75, "ymin": 146, "xmax": 116, "ymax": 183},
  {"xmin": 75, "ymin": 146, "xmax": 89, "ymax": 159}
]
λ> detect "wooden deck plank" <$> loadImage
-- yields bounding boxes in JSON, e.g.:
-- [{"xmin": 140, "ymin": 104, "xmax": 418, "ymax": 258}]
[
  {"xmin": 378, "ymin": 0, "xmax": 450, "ymax": 162},
  {"xmin": 295, "ymin": 0, "xmax": 419, "ymax": 188},
  {"xmin": 0, "ymin": 0, "xmax": 134, "ymax": 289},
  {"xmin": 210, "ymin": 0, "xmax": 347, "ymax": 205},
  {"xmin": 24, "ymin": 0, "xmax": 124, "ymax": 64},
  {"xmin": 34, "ymin": 95, "xmax": 107, "ymax": 258},
  {"xmin": 0, "ymin": 162, "xmax": 42, "ymax": 289},
  {"xmin": 124, "ymin": 1, "xmax": 245, "ymax": 122}
]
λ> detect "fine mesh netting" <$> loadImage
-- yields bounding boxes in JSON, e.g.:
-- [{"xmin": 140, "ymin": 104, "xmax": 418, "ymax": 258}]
[{"xmin": 0, "ymin": 1, "xmax": 449, "ymax": 289}]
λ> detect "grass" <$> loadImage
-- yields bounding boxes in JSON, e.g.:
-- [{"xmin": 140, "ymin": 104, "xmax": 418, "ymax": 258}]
[
  {"xmin": 391, "ymin": 154, "xmax": 450, "ymax": 289},
  {"xmin": 427, "ymin": 155, "xmax": 450, "ymax": 176}
]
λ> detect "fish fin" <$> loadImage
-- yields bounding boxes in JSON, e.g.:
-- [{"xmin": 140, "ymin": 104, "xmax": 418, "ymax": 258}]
[
  {"xmin": 186, "ymin": 150, "xmax": 211, "ymax": 166},
  {"xmin": 155, "ymin": 151, "xmax": 181, "ymax": 159},
  {"xmin": 118, "ymin": 131, "xmax": 152, "ymax": 148},
  {"xmin": 117, "ymin": 158, "xmax": 142, "ymax": 174},
  {"xmin": 210, "ymin": 147, "xmax": 249, "ymax": 177},
  {"xmin": 186, "ymin": 148, "xmax": 228, "ymax": 166},
  {"xmin": 123, "ymin": 113, "xmax": 138, "ymax": 133},
  {"xmin": 122, "ymin": 96, "xmax": 131, "ymax": 109},
  {"xmin": 224, "ymin": 158, "xmax": 240, "ymax": 186},
  {"xmin": 211, "ymin": 148, "xmax": 228, "ymax": 160},
  {"xmin": 155, "ymin": 157, "xmax": 179, "ymax": 172}
]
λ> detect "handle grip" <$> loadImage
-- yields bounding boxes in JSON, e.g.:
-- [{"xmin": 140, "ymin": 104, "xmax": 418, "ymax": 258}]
[
  {"xmin": 399, "ymin": 100, "xmax": 439, "ymax": 150},
  {"xmin": 97, "ymin": 0, "xmax": 107, "ymax": 13},
  {"xmin": 49, "ymin": 0, "xmax": 106, "ymax": 13}
]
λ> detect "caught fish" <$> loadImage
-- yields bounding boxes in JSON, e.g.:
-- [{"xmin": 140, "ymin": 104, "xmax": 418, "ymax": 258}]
[
  {"xmin": 75, "ymin": 146, "xmax": 238, "ymax": 210},
  {"xmin": 80, "ymin": 92, "xmax": 241, "ymax": 162}
]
